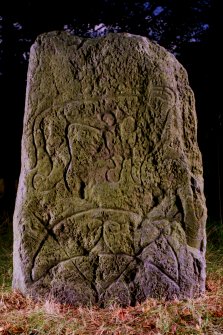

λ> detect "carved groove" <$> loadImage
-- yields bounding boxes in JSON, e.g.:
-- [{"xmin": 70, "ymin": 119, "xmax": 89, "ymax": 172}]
[{"xmin": 14, "ymin": 32, "xmax": 206, "ymax": 306}]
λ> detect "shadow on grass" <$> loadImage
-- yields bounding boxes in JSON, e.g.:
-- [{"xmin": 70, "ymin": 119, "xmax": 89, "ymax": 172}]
[
  {"xmin": 0, "ymin": 212, "xmax": 13, "ymax": 289},
  {"xmin": 206, "ymin": 220, "xmax": 223, "ymax": 276}
]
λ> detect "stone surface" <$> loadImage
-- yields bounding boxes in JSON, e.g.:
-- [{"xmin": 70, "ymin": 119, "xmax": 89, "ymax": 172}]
[{"xmin": 13, "ymin": 32, "xmax": 207, "ymax": 306}]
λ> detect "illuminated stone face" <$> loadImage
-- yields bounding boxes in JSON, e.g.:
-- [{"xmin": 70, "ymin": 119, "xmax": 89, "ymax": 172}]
[{"xmin": 13, "ymin": 32, "xmax": 207, "ymax": 306}]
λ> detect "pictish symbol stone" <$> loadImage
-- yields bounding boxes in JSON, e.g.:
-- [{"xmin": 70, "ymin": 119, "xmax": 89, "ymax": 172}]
[{"xmin": 13, "ymin": 32, "xmax": 207, "ymax": 306}]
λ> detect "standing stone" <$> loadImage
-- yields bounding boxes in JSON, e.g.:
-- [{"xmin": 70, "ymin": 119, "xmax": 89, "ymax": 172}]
[{"xmin": 13, "ymin": 32, "xmax": 207, "ymax": 306}]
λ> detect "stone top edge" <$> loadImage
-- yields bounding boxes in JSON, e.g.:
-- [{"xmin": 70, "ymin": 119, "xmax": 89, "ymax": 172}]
[
  {"xmin": 31, "ymin": 30, "xmax": 187, "ymax": 79},
  {"xmin": 33, "ymin": 30, "xmax": 165, "ymax": 54},
  {"xmin": 35, "ymin": 30, "xmax": 152, "ymax": 42},
  {"xmin": 33, "ymin": 30, "xmax": 182, "ymax": 66}
]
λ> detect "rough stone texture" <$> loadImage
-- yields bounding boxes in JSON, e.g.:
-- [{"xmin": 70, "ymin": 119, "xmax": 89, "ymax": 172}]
[{"xmin": 13, "ymin": 32, "xmax": 207, "ymax": 306}]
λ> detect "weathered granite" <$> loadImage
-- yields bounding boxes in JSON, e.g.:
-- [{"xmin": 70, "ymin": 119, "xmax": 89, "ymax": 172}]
[{"xmin": 13, "ymin": 32, "xmax": 207, "ymax": 306}]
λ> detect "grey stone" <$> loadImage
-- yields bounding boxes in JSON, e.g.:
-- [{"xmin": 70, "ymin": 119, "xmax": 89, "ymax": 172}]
[{"xmin": 13, "ymin": 32, "xmax": 207, "ymax": 306}]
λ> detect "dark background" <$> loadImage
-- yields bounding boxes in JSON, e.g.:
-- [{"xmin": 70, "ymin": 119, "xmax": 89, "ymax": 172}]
[{"xmin": 0, "ymin": 0, "xmax": 222, "ymax": 224}]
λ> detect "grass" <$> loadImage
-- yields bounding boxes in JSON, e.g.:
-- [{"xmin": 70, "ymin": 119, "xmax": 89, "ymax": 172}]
[
  {"xmin": 0, "ymin": 213, "xmax": 13, "ymax": 290},
  {"xmin": 0, "ymin": 214, "xmax": 223, "ymax": 335}
]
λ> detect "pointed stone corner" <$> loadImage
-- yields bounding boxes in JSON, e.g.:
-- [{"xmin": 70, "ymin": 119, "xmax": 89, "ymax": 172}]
[{"xmin": 13, "ymin": 32, "xmax": 207, "ymax": 306}]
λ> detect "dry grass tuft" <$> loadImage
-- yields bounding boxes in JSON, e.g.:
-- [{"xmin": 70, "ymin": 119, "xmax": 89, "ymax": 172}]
[{"xmin": 0, "ymin": 272, "xmax": 222, "ymax": 335}]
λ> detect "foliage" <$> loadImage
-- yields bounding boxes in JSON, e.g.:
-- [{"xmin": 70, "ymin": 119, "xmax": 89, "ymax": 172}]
[{"xmin": 0, "ymin": 0, "xmax": 211, "ymax": 66}]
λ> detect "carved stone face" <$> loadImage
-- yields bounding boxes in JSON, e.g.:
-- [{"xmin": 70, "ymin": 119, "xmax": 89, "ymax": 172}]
[
  {"xmin": 32, "ymin": 85, "xmax": 175, "ymax": 207},
  {"xmin": 13, "ymin": 32, "xmax": 206, "ymax": 306}
]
